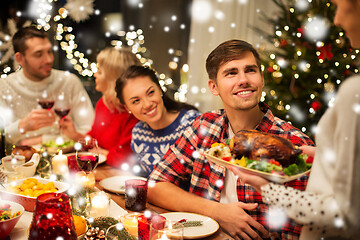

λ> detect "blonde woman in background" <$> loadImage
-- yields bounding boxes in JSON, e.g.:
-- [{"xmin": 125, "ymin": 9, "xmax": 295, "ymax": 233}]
[{"xmin": 60, "ymin": 47, "xmax": 140, "ymax": 168}]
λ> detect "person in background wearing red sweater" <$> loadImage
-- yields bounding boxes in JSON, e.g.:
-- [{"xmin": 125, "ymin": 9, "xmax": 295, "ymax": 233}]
[{"xmin": 60, "ymin": 47, "xmax": 140, "ymax": 168}]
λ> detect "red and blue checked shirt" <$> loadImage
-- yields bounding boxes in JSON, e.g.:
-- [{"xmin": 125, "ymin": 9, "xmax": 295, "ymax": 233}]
[{"xmin": 149, "ymin": 103, "xmax": 314, "ymax": 239}]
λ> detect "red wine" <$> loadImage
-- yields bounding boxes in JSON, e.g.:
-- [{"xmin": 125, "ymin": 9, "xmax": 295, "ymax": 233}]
[
  {"xmin": 76, "ymin": 155, "xmax": 99, "ymax": 172},
  {"xmin": 38, "ymin": 100, "xmax": 55, "ymax": 110},
  {"xmin": 54, "ymin": 108, "xmax": 70, "ymax": 119}
]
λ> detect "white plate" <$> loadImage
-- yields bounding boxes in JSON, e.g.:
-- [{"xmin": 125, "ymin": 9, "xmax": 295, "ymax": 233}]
[
  {"xmin": 99, "ymin": 176, "xmax": 147, "ymax": 194},
  {"xmin": 204, "ymin": 151, "xmax": 311, "ymax": 184},
  {"xmin": 161, "ymin": 212, "xmax": 219, "ymax": 239},
  {"xmin": 65, "ymin": 152, "xmax": 106, "ymax": 165}
]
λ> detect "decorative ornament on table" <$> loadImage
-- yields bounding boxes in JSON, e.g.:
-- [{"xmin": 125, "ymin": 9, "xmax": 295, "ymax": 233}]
[
  {"xmin": 78, "ymin": 216, "xmax": 136, "ymax": 240},
  {"xmin": 84, "ymin": 227, "xmax": 105, "ymax": 240},
  {"xmin": 64, "ymin": 0, "xmax": 95, "ymax": 23}
]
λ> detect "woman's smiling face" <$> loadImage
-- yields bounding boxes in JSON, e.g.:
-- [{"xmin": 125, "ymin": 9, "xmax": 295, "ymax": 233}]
[{"xmin": 122, "ymin": 75, "xmax": 166, "ymax": 126}]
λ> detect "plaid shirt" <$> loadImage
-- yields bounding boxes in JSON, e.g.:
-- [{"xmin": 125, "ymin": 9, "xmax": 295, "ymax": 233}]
[{"xmin": 149, "ymin": 103, "xmax": 314, "ymax": 239}]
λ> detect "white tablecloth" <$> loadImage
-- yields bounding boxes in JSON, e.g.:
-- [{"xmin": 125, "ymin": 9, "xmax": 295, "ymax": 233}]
[{"xmin": 9, "ymin": 199, "xmax": 127, "ymax": 239}]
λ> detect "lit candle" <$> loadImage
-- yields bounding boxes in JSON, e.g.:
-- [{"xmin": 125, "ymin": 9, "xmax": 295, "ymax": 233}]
[
  {"xmin": 121, "ymin": 213, "xmax": 141, "ymax": 237},
  {"xmin": 52, "ymin": 150, "xmax": 69, "ymax": 175},
  {"xmin": 89, "ymin": 191, "xmax": 110, "ymax": 218}
]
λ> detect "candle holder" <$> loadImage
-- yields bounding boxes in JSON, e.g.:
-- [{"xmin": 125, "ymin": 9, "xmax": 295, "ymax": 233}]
[
  {"xmin": 28, "ymin": 192, "xmax": 77, "ymax": 240},
  {"xmin": 120, "ymin": 212, "xmax": 142, "ymax": 238},
  {"xmin": 52, "ymin": 150, "xmax": 69, "ymax": 176},
  {"xmin": 150, "ymin": 219, "xmax": 184, "ymax": 240},
  {"xmin": 89, "ymin": 191, "xmax": 111, "ymax": 218},
  {"xmin": 125, "ymin": 179, "xmax": 148, "ymax": 211}
]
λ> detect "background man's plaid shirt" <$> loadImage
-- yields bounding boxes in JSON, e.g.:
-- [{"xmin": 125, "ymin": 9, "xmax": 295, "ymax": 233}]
[{"xmin": 149, "ymin": 103, "xmax": 314, "ymax": 239}]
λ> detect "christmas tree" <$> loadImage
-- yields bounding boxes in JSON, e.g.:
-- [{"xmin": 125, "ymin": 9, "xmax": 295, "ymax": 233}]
[{"xmin": 258, "ymin": 0, "xmax": 359, "ymax": 139}]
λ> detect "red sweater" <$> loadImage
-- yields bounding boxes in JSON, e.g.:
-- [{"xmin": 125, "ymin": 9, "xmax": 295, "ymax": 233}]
[{"xmin": 88, "ymin": 97, "xmax": 138, "ymax": 168}]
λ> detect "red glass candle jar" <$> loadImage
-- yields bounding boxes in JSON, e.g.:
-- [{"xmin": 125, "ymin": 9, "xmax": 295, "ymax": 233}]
[
  {"xmin": 125, "ymin": 179, "xmax": 148, "ymax": 211},
  {"xmin": 28, "ymin": 193, "xmax": 77, "ymax": 240}
]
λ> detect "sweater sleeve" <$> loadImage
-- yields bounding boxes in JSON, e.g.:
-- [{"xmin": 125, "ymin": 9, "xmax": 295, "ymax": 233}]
[
  {"xmin": 262, "ymin": 183, "xmax": 344, "ymax": 232},
  {"xmin": 105, "ymin": 114, "xmax": 138, "ymax": 168}
]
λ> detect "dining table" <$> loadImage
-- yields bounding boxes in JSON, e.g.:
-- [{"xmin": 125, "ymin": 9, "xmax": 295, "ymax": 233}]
[
  {"xmin": 94, "ymin": 164, "xmax": 233, "ymax": 240},
  {"xmin": 6, "ymin": 159, "xmax": 233, "ymax": 239}
]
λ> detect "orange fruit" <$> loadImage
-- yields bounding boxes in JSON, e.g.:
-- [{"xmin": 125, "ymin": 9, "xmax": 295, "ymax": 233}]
[{"xmin": 73, "ymin": 215, "xmax": 87, "ymax": 236}]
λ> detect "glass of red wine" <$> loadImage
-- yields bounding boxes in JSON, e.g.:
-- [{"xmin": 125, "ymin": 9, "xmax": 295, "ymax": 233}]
[
  {"xmin": 74, "ymin": 137, "xmax": 99, "ymax": 209},
  {"xmin": 54, "ymin": 92, "xmax": 70, "ymax": 119},
  {"xmin": 37, "ymin": 89, "xmax": 55, "ymax": 110}
]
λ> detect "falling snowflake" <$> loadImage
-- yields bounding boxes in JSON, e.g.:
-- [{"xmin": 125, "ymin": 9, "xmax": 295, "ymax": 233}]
[
  {"xmin": 191, "ymin": 0, "xmax": 213, "ymax": 23},
  {"xmin": 64, "ymin": 0, "xmax": 94, "ymax": 23},
  {"xmin": 295, "ymin": 0, "xmax": 309, "ymax": 11},
  {"xmin": 304, "ymin": 16, "xmax": 330, "ymax": 42},
  {"xmin": 265, "ymin": 206, "xmax": 288, "ymax": 229}
]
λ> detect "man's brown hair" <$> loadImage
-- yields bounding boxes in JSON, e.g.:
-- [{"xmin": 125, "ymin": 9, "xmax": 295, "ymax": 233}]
[
  {"xmin": 12, "ymin": 26, "xmax": 49, "ymax": 54},
  {"xmin": 206, "ymin": 39, "xmax": 262, "ymax": 81}
]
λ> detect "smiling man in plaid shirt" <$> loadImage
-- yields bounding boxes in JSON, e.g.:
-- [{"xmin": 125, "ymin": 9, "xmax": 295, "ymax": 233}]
[{"xmin": 148, "ymin": 40, "xmax": 314, "ymax": 240}]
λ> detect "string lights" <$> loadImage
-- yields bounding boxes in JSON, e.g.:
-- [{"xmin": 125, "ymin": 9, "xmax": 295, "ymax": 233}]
[{"xmin": 1, "ymin": 0, "xmax": 190, "ymax": 101}]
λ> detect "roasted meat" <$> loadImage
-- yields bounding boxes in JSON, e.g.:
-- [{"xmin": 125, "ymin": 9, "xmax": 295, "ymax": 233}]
[{"xmin": 228, "ymin": 130, "xmax": 302, "ymax": 167}]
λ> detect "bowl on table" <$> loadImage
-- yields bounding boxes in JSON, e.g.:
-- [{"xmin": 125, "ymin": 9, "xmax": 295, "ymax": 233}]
[
  {"xmin": 0, "ymin": 177, "xmax": 70, "ymax": 211},
  {"xmin": 11, "ymin": 145, "xmax": 38, "ymax": 162},
  {"xmin": 0, "ymin": 200, "xmax": 25, "ymax": 240}
]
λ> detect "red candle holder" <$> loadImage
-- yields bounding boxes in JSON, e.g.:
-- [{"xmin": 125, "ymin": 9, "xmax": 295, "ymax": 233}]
[
  {"xmin": 28, "ymin": 193, "xmax": 77, "ymax": 240},
  {"xmin": 125, "ymin": 179, "xmax": 148, "ymax": 211}
]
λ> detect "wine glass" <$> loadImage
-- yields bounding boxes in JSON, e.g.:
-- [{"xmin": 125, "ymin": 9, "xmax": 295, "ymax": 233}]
[
  {"xmin": 54, "ymin": 91, "xmax": 71, "ymax": 119},
  {"xmin": 74, "ymin": 137, "xmax": 99, "ymax": 211},
  {"xmin": 75, "ymin": 137, "xmax": 99, "ymax": 173},
  {"xmin": 37, "ymin": 89, "xmax": 55, "ymax": 110}
]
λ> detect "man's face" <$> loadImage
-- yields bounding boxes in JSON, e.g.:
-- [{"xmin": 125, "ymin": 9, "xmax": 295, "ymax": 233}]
[
  {"xmin": 208, "ymin": 51, "xmax": 264, "ymax": 112},
  {"xmin": 16, "ymin": 37, "xmax": 54, "ymax": 82}
]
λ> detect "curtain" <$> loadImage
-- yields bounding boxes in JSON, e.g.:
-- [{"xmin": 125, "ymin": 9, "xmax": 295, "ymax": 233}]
[{"xmin": 187, "ymin": 0, "xmax": 276, "ymax": 112}]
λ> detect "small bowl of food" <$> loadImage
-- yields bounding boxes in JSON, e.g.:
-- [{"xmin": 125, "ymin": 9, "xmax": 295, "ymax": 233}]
[
  {"xmin": 11, "ymin": 145, "xmax": 38, "ymax": 162},
  {"xmin": 0, "ymin": 200, "xmax": 25, "ymax": 240}
]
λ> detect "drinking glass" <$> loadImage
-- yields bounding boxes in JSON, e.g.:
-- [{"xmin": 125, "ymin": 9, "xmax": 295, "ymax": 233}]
[
  {"xmin": 37, "ymin": 89, "xmax": 55, "ymax": 110},
  {"xmin": 75, "ymin": 137, "xmax": 99, "ymax": 174},
  {"xmin": 149, "ymin": 219, "xmax": 184, "ymax": 240},
  {"xmin": 75, "ymin": 137, "xmax": 99, "ymax": 210},
  {"xmin": 54, "ymin": 91, "xmax": 70, "ymax": 119},
  {"xmin": 28, "ymin": 192, "xmax": 77, "ymax": 240}
]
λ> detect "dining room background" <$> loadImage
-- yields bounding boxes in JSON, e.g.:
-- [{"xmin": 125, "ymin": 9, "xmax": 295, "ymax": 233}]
[{"xmin": 0, "ymin": 0, "xmax": 359, "ymax": 139}]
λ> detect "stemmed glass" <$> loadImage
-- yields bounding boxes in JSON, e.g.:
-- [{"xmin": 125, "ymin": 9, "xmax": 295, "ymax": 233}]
[
  {"xmin": 75, "ymin": 137, "xmax": 99, "ymax": 173},
  {"xmin": 54, "ymin": 91, "xmax": 70, "ymax": 119},
  {"xmin": 37, "ymin": 89, "xmax": 55, "ymax": 110},
  {"xmin": 74, "ymin": 137, "xmax": 99, "ymax": 211}
]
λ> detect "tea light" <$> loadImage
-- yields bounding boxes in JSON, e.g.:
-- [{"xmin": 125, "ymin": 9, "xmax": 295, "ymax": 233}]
[
  {"xmin": 52, "ymin": 150, "xmax": 69, "ymax": 175},
  {"xmin": 89, "ymin": 191, "xmax": 110, "ymax": 218},
  {"xmin": 121, "ymin": 213, "xmax": 141, "ymax": 237},
  {"xmin": 75, "ymin": 171, "xmax": 95, "ymax": 188}
]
